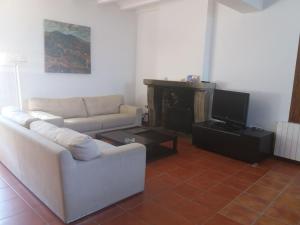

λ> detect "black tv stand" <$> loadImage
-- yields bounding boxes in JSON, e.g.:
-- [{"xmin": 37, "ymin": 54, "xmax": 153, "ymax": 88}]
[
  {"xmin": 205, "ymin": 121, "xmax": 243, "ymax": 134},
  {"xmin": 192, "ymin": 121, "xmax": 274, "ymax": 163}
]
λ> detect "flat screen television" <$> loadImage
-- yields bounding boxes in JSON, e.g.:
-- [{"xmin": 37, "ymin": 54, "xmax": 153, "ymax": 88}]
[{"xmin": 212, "ymin": 89, "xmax": 250, "ymax": 127}]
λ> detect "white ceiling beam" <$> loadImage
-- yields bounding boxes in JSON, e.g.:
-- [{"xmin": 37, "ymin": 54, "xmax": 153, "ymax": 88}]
[
  {"xmin": 118, "ymin": 0, "xmax": 160, "ymax": 10},
  {"xmin": 98, "ymin": 0, "xmax": 275, "ymax": 12},
  {"xmin": 97, "ymin": 0, "xmax": 118, "ymax": 5},
  {"xmin": 97, "ymin": 0, "xmax": 161, "ymax": 10},
  {"xmin": 217, "ymin": 0, "xmax": 276, "ymax": 13}
]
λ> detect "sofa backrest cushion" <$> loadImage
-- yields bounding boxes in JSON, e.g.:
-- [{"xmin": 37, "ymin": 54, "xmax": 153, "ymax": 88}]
[
  {"xmin": 30, "ymin": 121, "xmax": 101, "ymax": 161},
  {"xmin": 28, "ymin": 98, "xmax": 87, "ymax": 119},
  {"xmin": 83, "ymin": 95, "xmax": 124, "ymax": 116},
  {"xmin": 1, "ymin": 106, "xmax": 39, "ymax": 128}
]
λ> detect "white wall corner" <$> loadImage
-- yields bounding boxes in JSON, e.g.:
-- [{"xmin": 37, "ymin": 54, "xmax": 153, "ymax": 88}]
[
  {"xmin": 217, "ymin": 0, "xmax": 277, "ymax": 13},
  {"xmin": 201, "ymin": 0, "xmax": 216, "ymax": 82}
]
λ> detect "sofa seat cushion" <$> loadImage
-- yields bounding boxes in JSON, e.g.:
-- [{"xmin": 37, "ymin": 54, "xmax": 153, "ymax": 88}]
[
  {"xmin": 64, "ymin": 113, "xmax": 136, "ymax": 132},
  {"xmin": 28, "ymin": 97, "xmax": 88, "ymax": 119},
  {"xmin": 64, "ymin": 117, "xmax": 103, "ymax": 133},
  {"xmin": 83, "ymin": 95, "xmax": 123, "ymax": 116},
  {"xmin": 30, "ymin": 121, "xmax": 101, "ymax": 161},
  {"xmin": 99, "ymin": 114, "xmax": 136, "ymax": 129}
]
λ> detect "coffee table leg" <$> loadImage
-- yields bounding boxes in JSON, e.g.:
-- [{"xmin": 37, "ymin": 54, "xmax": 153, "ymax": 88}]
[{"xmin": 173, "ymin": 137, "xmax": 178, "ymax": 152}]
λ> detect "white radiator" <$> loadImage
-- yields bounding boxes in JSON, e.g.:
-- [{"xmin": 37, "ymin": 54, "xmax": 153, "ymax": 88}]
[{"xmin": 275, "ymin": 121, "xmax": 300, "ymax": 161}]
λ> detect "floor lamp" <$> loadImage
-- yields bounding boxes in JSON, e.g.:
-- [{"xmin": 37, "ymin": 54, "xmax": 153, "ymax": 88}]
[{"xmin": 0, "ymin": 52, "xmax": 27, "ymax": 110}]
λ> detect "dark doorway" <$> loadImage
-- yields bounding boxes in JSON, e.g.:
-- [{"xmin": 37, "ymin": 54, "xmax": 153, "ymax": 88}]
[{"xmin": 289, "ymin": 37, "xmax": 300, "ymax": 123}]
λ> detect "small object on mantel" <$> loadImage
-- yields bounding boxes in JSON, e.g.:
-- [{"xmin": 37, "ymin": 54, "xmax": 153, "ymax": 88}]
[
  {"xmin": 143, "ymin": 79, "xmax": 215, "ymax": 91},
  {"xmin": 186, "ymin": 75, "xmax": 200, "ymax": 83}
]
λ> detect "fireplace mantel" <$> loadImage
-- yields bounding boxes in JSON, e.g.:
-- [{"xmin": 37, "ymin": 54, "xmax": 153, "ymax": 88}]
[
  {"xmin": 144, "ymin": 79, "xmax": 216, "ymax": 131},
  {"xmin": 143, "ymin": 79, "xmax": 216, "ymax": 90}
]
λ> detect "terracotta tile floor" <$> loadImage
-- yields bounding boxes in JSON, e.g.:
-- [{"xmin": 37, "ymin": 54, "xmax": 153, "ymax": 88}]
[{"xmin": 0, "ymin": 137, "xmax": 300, "ymax": 225}]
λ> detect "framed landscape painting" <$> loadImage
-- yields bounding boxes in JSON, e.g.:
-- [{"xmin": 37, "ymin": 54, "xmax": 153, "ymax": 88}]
[{"xmin": 44, "ymin": 19, "xmax": 91, "ymax": 74}]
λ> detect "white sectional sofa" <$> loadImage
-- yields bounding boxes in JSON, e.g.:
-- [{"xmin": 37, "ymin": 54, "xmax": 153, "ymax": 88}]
[
  {"xmin": 0, "ymin": 109, "xmax": 146, "ymax": 223},
  {"xmin": 26, "ymin": 95, "xmax": 143, "ymax": 136}
]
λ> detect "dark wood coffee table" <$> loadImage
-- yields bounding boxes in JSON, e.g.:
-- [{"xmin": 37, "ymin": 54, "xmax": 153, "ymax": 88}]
[{"xmin": 96, "ymin": 127, "xmax": 177, "ymax": 160}]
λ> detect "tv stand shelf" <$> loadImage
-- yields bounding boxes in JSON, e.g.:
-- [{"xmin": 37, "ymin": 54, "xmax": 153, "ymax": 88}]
[{"xmin": 192, "ymin": 121, "xmax": 274, "ymax": 163}]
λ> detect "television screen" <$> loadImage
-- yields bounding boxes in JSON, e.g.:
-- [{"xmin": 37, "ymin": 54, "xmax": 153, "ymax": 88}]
[{"xmin": 212, "ymin": 89, "xmax": 250, "ymax": 127}]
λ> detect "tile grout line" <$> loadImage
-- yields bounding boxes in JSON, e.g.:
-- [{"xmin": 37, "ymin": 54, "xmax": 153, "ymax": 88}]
[
  {"xmin": 198, "ymin": 163, "xmax": 261, "ymax": 224},
  {"xmin": 298, "ymin": 172, "xmax": 300, "ymax": 225},
  {"xmin": 260, "ymin": 170, "xmax": 300, "ymax": 225},
  {"xmin": 0, "ymin": 196, "xmax": 33, "ymax": 222},
  {"xmin": 147, "ymin": 161, "xmax": 253, "ymax": 225},
  {"xmin": 0, "ymin": 175, "xmax": 51, "ymax": 224},
  {"xmin": 127, "ymin": 164, "xmax": 221, "ymax": 225},
  {"xmin": 127, "ymin": 197, "xmax": 194, "ymax": 225},
  {"xmin": 215, "ymin": 165, "xmax": 299, "ymax": 225},
  {"xmin": 0, "ymin": 164, "xmax": 269, "ymax": 225},
  {"xmin": 249, "ymin": 176, "xmax": 294, "ymax": 225},
  {"xmin": 63, "ymin": 164, "xmax": 300, "ymax": 225},
  {"xmin": 214, "ymin": 165, "xmax": 282, "ymax": 225},
  {"xmin": 164, "ymin": 158, "xmax": 269, "ymax": 225},
  {"xmin": 0, "ymin": 152, "xmax": 298, "ymax": 225},
  {"xmin": 175, "ymin": 161, "xmax": 250, "ymax": 193}
]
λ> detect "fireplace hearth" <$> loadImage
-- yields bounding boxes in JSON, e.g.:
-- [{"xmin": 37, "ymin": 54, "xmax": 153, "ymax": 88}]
[{"xmin": 144, "ymin": 79, "xmax": 216, "ymax": 133}]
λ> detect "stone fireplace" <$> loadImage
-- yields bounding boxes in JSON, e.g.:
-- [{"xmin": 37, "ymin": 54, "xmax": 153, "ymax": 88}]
[{"xmin": 144, "ymin": 79, "xmax": 216, "ymax": 133}]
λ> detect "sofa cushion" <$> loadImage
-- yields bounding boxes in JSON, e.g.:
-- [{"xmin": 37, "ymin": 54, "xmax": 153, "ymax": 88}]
[
  {"xmin": 30, "ymin": 121, "xmax": 101, "ymax": 161},
  {"xmin": 28, "ymin": 98, "xmax": 88, "ymax": 119},
  {"xmin": 64, "ymin": 113, "xmax": 136, "ymax": 133},
  {"xmin": 99, "ymin": 114, "xmax": 136, "ymax": 129},
  {"xmin": 1, "ymin": 106, "xmax": 39, "ymax": 128},
  {"xmin": 64, "ymin": 117, "xmax": 103, "ymax": 133},
  {"xmin": 30, "ymin": 120, "xmax": 60, "ymax": 139},
  {"xmin": 29, "ymin": 111, "xmax": 64, "ymax": 127},
  {"xmin": 83, "ymin": 95, "xmax": 123, "ymax": 116}
]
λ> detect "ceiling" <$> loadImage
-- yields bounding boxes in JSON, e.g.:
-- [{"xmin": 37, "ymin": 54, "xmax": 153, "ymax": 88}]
[{"xmin": 97, "ymin": 0, "xmax": 276, "ymax": 12}]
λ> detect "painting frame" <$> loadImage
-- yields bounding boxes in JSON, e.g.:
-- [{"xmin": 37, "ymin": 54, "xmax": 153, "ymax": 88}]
[{"xmin": 44, "ymin": 19, "xmax": 91, "ymax": 74}]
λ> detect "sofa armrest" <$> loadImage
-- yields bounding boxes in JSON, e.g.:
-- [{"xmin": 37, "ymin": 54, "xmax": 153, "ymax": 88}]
[
  {"xmin": 120, "ymin": 105, "xmax": 142, "ymax": 115},
  {"xmin": 120, "ymin": 105, "xmax": 143, "ymax": 126},
  {"xmin": 60, "ymin": 143, "xmax": 146, "ymax": 222},
  {"xmin": 29, "ymin": 111, "xmax": 64, "ymax": 127},
  {"xmin": 0, "ymin": 116, "xmax": 75, "ymax": 222},
  {"xmin": 103, "ymin": 143, "xmax": 146, "ymax": 158}
]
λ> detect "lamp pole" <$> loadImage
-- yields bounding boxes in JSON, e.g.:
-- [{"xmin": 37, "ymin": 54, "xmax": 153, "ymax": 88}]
[
  {"xmin": 15, "ymin": 63, "xmax": 23, "ymax": 110},
  {"xmin": 0, "ymin": 52, "xmax": 26, "ymax": 110}
]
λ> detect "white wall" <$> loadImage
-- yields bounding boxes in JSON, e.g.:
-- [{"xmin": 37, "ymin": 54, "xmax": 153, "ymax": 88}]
[
  {"xmin": 135, "ymin": 0, "xmax": 300, "ymax": 131},
  {"xmin": 210, "ymin": 0, "xmax": 300, "ymax": 130},
  {"xmin": 155, "ymin": 0, "xmax": 207, "ymax": 79},
  {"xmin": 135, "ymin": 7, "xmax": 159, "ymax": 107},
  {"xmin": 3, "ymin": 0, "xmax": 298, "ymax": 131},
  {"xmin": 135, "ymin": 0, "xmax": 209, "ymax": 106},
  {"xmin": 0, "ymin": 0, "xmax": 137, "ymax": 107}
]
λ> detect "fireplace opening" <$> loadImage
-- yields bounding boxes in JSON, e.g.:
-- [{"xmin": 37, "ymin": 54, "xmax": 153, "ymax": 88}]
[{"xmin": 156, "ymin": 87, "xmax": 194, "ymax": 133}]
